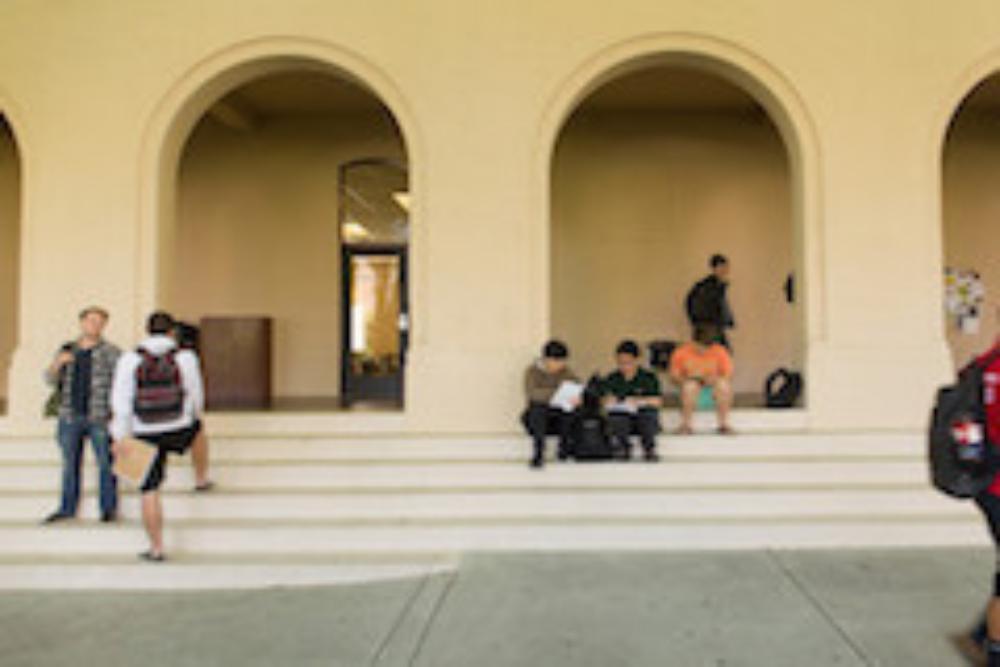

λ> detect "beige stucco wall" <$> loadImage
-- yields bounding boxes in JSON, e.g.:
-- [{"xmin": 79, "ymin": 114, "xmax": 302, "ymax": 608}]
[
  {"xmin": 552, "ymin": 109, "xmax": 796, "ymax": 396},
  {"xmin": 943, "ymin": 109, "xmax": 1000, "ymax": 368},
  {"xmin": 171, "ymin": 113, "xmax": 404, "ymax": 400},
  {"xmin": 0, "ymin": 120, "xmax": 18, "ymax": 404},
  {"xmin": 2, "ymin": 0, "xmax": 997, "ymax": 433}
]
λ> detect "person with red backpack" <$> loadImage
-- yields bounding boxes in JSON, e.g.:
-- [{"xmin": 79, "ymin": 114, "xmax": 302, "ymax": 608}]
[
  {"xmin": 954, "ymin": 336, "xmax": 1000, "ymax": 665},
  {"xmin": 110, "ymin": 311, "xmax": 207, "ymax": 562}
]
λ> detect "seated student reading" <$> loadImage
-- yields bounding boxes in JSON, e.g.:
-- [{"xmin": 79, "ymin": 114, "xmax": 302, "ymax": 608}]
[
  {"xmin": 521, "ymin": 340, "xmax": 581, "ymax": 469},
  {"xmin": 601, "ymin": 340, "xmax": 662, "ymax": 462},
  {"xmin": 670, "ymin": 324, "xmax": 735, "ymax": 435}
]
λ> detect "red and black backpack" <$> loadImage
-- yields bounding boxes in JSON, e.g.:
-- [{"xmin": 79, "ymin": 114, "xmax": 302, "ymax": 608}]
[{"xmin": 133, "ymin": 348, "xmax": 185, "ymax": 423}]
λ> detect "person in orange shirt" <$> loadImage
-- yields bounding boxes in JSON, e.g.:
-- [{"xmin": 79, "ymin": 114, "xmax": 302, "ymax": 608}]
[{"xmin": 669, "ymin": 324, "xmax": 734, "ymax": 435}]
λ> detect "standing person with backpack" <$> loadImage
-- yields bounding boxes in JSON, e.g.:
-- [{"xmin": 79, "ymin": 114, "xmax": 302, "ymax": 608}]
[
  {"xmin": 685, "ymin": 254, "xmax": 735, "ymax": 349},
  {"xmin": 110, "ymin": 311, "xmax": 206, "ymax": 562},
  {"xmin": 42, "ymin": 307, "xmax": 121, "ymax": 524},
  {"xmin": 949, "ymin": 335, "xmax": 1000, "ymax": 665}
]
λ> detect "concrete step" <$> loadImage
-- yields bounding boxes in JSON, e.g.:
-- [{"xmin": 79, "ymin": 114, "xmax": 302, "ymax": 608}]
[
  {"xmin": 1, "ymin": 409, "xmax": 810, "ymax": 439},
  {"xmin": 199, "ymin": 408, "xmax": 810, "ymax": 436},
  {"xmin": 0, "ymin": 460, "xmax": 931, "ymax": 492},
  {"xmin": 0, "ymin": 488, "xmax": 965, "ymax": 522},
  {"xmin": 0, "ymin": 519, "xmax": 987, "ymax": 557},
  {"xmin": 0, "ymin": 432, "xmax": 923, "ymax": 463},
  {"xmin": 0, "ymin": 554, "xmax": 455, "ymax": 590},
  {"xmin": 0, "ymin": 431, "xmax": 966, "ymax": 591}
]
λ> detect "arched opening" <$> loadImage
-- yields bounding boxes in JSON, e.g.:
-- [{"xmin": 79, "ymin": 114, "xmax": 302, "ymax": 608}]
[
  {"xmin": 550, "ymin": 65, "xmax": 802, "ymax": 407},
  {"xmin": 942, "ymin": 74, "xmax": 1000, "ymax": 369},
  {"xmin": 0, "ymin": 114, "xmax": 20, "ymax": 415},
  {"xmin": 160, "ymin": 66, "xmax": 409, "ymax": 411}
]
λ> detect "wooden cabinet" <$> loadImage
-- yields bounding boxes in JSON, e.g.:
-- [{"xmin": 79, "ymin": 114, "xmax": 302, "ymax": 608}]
[{"xmin": 200, "ymin": 317, "xmax": 272, "ymax": 410}]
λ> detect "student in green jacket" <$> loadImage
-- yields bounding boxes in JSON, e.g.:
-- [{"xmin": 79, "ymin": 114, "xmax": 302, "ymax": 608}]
[{"xmin": 602, "ymin": 340, "xmax": 662, "ymax": 462}]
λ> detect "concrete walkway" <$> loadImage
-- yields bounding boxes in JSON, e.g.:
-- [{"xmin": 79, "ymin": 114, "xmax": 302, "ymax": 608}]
[{"xmin": 0, "ymin": 548, "xmax": 993, "ymax": 666}]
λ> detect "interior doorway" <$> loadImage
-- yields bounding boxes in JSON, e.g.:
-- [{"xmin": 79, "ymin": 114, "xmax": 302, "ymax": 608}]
[
  {"xmin": 164, "ymin": 69, "xmax": 409, "ymax": 411},
  {"xmin": 338, "ymin": 159, "xmax": 409, "ymax": 407},
  {"xmin": 341, "ymin": 247, "xmax": 408, "ymax": 406},
  {"xmin": 0, "ymin": 114, "xmax": 20, "ymax": 415}
]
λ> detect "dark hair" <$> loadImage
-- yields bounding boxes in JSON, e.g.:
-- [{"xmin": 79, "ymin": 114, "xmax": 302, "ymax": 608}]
[
  {"xmin": 174, "ymin": 321, "xmax": 200, "ymax": 351},
  {"xmin": 710, "ymin": 254, "xmax": 729, "ymax": 268},
  {"xmin": 615, "ymin": 339, "xmax": 640, "ymax": 358},
  {"xmin": 146, "ymin": 311, "xmax": 176, "ymax": 335},
  {"xmin": 78, "ymin": 306, "xmax": 109, "ymax": 321},
  {"xmin": 694, "ymin": 324, "xmax": 720, "ymax": 346},
  {"xmin": 542, "ymin": 339, "xmax": 569, "ymax": 359}
]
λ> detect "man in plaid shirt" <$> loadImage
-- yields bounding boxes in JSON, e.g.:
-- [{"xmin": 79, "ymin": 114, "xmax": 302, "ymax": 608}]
[{"xmin": 42, "ymin": 307, "xmax": 121, "ymax": 523}]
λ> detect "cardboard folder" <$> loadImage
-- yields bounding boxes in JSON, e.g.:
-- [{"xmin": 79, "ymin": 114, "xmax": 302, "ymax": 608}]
[{"xmin": 112, "ymin": 437, "xmax": 158, "ymax": 487}]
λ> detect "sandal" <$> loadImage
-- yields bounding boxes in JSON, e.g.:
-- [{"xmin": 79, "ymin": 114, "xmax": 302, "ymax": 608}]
[
  {"xmin": 675, "ymin": 425, "xmax": 694, "ymax": 435},
  {"xmin": 138, "ymin": 550, "xmax": 166, "ymax": 563},
  {"xmin": 194, "ymin": 481, "xmax": 216, "ymax": 493},
  {"xmin": 718, "ymin": 425, "xmax": 736, "ymax": 436}
]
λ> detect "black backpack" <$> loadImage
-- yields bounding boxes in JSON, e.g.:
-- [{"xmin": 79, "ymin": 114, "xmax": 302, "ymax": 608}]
[
  {"xmin": 572, "ymin": 375, "xmax": 613, "ymax": 461},
  {"xmin": 648, "ymin": 340, "xmax": 677, "ymax": 371},
  {"xmin": 134, "ymin": 348, "xmax": 185, "ymax": 423},
  {"xmin": 765, "ymin": 368, "xmax": 803, "ymax": 409},
  {"xmin": 929, "ymin": 350, "xmax": 1000, "ymax": 499},
  {"xmin": 685, "ymin": 279, "xmax": 715, "ymax": 325}
]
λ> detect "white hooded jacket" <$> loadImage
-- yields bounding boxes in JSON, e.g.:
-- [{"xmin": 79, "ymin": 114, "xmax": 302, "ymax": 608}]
[{"xmin": 110, "ymin": 335, "xmax": 204, "ymax": 441}]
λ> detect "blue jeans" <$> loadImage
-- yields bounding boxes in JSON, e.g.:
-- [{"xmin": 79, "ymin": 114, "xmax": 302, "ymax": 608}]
[{"xmin": 56, "ymin": 417, "xmax": 117, "ymax": 516}]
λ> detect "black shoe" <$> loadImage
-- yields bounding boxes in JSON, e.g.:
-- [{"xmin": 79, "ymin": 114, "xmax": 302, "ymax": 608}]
[
  {"xmin": 615, "ymin": 447, "xmax": 632, "ymax": 461},
  {"xmin": 529, "ymin": 456, "xmax": 544, "ymax": 469},
  {"xmin": 41, "ymin": 511, "xmax": 73, "ymax": 525},
  {"xmin": 557, "ymin": 449, "xmax": 571, "ymax": 462},
  {"xmin": 644, "ymin": 451, "xmax": 661, "ymax": 463},
  {"xmin": 100, "ymin": 511, "xmax": 117, "ymax": 523}
]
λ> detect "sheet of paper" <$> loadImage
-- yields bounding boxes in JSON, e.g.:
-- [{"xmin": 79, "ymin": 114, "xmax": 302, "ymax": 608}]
[
  {"xmin": 606, "ymin": 401, "xmax": 638, "ymax": 415},
  {"xmin": 112, "ymin": 437, "xmax": 158, "ymax": 488},
  {"xmin": 549, "ymin": 381, "xmax": 584, "ymax": 413}
]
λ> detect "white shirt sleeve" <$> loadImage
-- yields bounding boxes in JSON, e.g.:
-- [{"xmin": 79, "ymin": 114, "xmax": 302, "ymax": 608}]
[
  {"xmin": 110, "ymin": 353, "xmax": 136, "ymax": 441},
  {"xmin": 184, "ymin": 352, "xmax": 205, "ymax": 418}
]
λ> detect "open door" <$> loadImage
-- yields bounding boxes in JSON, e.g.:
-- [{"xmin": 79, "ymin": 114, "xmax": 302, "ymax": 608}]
[
  {"xmin": 341, "ymin": 245, "xmax": 408, "ymax": 406},
  {"xmin": 339, "ymin": 159, "xmax": 409, "ymax": 407}
]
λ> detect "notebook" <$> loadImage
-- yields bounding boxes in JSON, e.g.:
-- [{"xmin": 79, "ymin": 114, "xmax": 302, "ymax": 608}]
[{"xmin": 112, "ymin": 437, "xmax": 158, "ymax": 487}]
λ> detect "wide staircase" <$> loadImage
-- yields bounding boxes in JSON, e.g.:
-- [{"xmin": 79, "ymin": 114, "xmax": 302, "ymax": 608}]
[{"xmin": 0, "ymin": 411, "xmax": 986, "ymax": 590}]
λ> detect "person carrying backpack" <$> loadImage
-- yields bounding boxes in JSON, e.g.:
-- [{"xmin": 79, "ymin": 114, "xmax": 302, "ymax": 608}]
[
  {"xmin": 110, "ymin": 311, "xmax": 206, "ymax": 562},
  {"xmin": 685, "ymin": 254, "xmax": 735, "ymax": 349},
  {"xmin": 951, "ymin": 336, "xmax": 1000, "ymax": 665}
]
